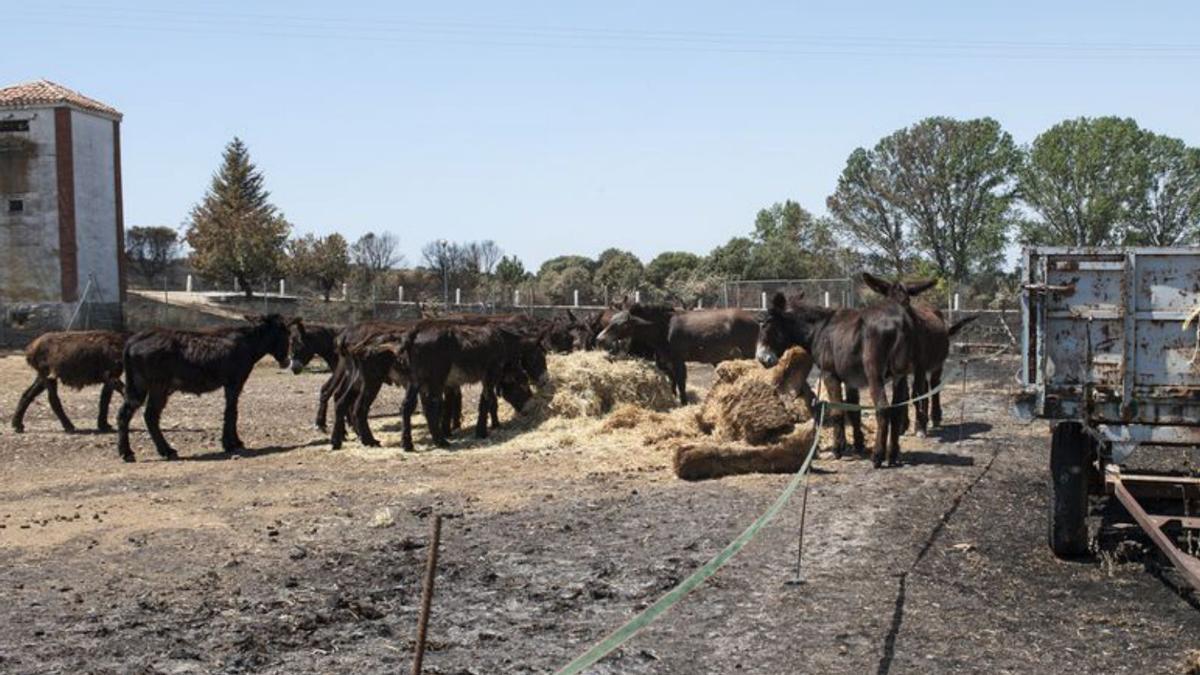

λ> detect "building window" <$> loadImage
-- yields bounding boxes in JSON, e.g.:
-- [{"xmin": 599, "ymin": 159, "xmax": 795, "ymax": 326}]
[
  {"xmin": 0, "ymin": 120, "xmax": 30, "ymax": 132},
  {"xmin": 8, "ymin": 199, "xmax": 23, "ymax": 213}
]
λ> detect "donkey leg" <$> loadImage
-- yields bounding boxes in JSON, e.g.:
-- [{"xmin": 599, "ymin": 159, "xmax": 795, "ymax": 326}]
[
  {"xmin": 930, "ymin": 367, "xmax": 944, "ymax": 428},
  {"xmin": 675, "ymin": 361, "xmax": 688, "ymax": 406},
  {"xmin": 97, "ymin": 381, "xmax": 116, "ymax": 432},
  {"xmin": 353, "ymin": 375, "xmax": 384, "ymax": 447},
  {"xmin": 143, "ymin": 390, "xmax": 177, "ymax": 460},
  {"xmin": 422, "ymin": 387, "xmax": 449, "ymax": 448},
  {"xmin": 330, "ymin": 376, "xmax": 355, "ymax": 450},
  {"xmin": 890, "ymin": 377, "xmax": 909, "ymax": 466},
  {"xmin": 316, "ymin": 371, "xmax": 339, "ymax": 431},
  {"xmin": 822, "ymin": 374, "xmax": 847, "ymax": 458},
  {"xmin": 912, "ymin": 373, "xmax": 928, "ymax": 437},
  {"xmin": 45, "ymin": 379, "xmax": 76, "ymax": 433},
  {"xmin": 221, "ymin": 384, "xmax": 245, "ymax": 453},
  {"xmin": 116, "ymin": 382, "xmax": 145, "ymax": 462},
  {"xmin": 844, "ymin": 387, "xmax": 866, "ymax": 456},
  {"xmin": 11, "ymin": 375, "xmax": 47, "ymax": 433},
  {"xmin": 475, "ymin": 384, "xmax": 493, "ymax": 440},
  {"xmin": 400, "ymin": 386, "xmax": 420, "ymax": 451},
  {"xmin": 865, "ymin": 372, "xmax": 888, "ymax": 469}
]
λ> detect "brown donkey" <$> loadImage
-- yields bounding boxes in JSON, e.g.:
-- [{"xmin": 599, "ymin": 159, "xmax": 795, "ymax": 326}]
[
  {"xmin": 11, "ymin": 330, "xmax": 127, "ymax": 433},
  {"xmin": 756, "ymin": 273, "xmax": 935, "ymax": 467}
]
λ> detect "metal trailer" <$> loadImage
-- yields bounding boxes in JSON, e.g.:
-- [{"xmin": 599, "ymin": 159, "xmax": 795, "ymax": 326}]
[{"xmin": 1016, "ymin": 247, "xmax": 1200, "ymax": 590}]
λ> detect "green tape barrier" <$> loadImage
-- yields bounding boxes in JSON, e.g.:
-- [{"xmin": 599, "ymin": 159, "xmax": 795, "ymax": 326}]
[
  {"xmin": 556, "ymin": 405, "xmax": 826, "ymax": 675},
  {"xmin": 821, "ymin": 379, "xmax": 945, "ymax": 413}
]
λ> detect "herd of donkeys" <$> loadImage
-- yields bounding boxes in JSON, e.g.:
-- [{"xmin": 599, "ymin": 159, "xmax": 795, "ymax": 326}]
[{"xmin": 8, "ymin": 273, "xmax": 973, "ymax": 468}]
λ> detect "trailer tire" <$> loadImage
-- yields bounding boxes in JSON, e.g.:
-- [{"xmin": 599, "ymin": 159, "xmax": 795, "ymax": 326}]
[{"xmin": 1049, "ymin": 422, "xmax": 1092, "ymax": 558}]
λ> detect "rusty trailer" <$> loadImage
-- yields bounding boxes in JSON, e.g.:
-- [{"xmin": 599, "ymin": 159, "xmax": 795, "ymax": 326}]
[{"xmin": 1017, "ymin": 246, "xmax": 1200, "ymax": 590}]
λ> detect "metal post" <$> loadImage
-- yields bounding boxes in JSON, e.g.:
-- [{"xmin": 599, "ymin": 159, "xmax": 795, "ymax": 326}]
[
  {"xmin": 279, "ymin": 279, "xmax": 285, "ymax": 296},
  {"xmin": 824, "ymin": 291, "xmax": 830, "ymax": 308},
  {"xmin": 785, "ymin": 474, "xmax": 812, "ymax": 586},
  {"xmin": 399, "ymin": 286, "xmax": 404, "ymax": 303},
  {"xmin": 186, "ymin": 274, "xmax": 193, "ymax": 293},
  {"xmin": 761, "ymin": 291, "xmax": 767, "ymax": 310},
  {"xmin": 954, "ymin": 293, "xmax": 960, "ymax": 312},
  {"xmin": 411, "ymin": 514, "xmax": 442, "ymax": 675},
  {"xmin": 573, "ymin": 289, "xmax": 579, "ymax": 307},
  {"xmin": 455, "ymin": 288, "xmax": 461, "ymax": 305}
]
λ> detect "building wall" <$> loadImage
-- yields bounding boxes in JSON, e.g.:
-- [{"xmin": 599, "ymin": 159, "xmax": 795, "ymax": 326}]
[
  {"xmin": 70, "ymin": 110, "xmax": 120, "ymax": 304},
  {"xmin": 0, "ymin": 107, "xmax": 62, "ymax": 303}
]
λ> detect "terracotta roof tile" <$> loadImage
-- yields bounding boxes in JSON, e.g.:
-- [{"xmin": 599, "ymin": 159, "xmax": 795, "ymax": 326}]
[{"xmin": 0, "ymin": 80, "xmax": 121, "ymax": 118}]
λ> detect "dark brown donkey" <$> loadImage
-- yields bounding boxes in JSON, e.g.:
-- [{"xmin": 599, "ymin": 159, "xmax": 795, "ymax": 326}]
[
  {"xmin": 756, "ymin": 273, "xmax": 935, "ymax": 468},
  {"xmin": 116, "ymin": 314, "xmax": 291, "ymax": 462},
  {"xmin": 908, "ymin": 306, "xmax": 977, "ymax": 436},
  {"xmin": 11, "ymin": 330, "xmax": 127, "ymax": 433},
  {"xmin": 285, "ymin": 318, "xmax": 343, "ymax": 430},
  {"xmin": 596, "ymin": 305, "xmax": 758, "ymax": 405}
]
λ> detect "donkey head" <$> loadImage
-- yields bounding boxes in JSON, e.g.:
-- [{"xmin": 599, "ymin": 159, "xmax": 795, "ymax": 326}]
[
  {"xmin": 595, "ymin": 310, "xmax": 652, "ymax": 347},
  {"xmin": 245, "ymin": 313, "xmax": 292, "ymax": 369},
  {"xmin": 861, "ymin": 272, "xmax": 937, "ymax": 307},
  {"xmin": 286, "ymin": 318, "xmax": 313, "ymax": 373}
]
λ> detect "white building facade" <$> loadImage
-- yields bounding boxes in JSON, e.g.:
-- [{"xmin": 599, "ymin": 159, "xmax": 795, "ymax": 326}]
[{"xmin": 0, "ymin": 80, "xmax": 124, "ymax": 344}]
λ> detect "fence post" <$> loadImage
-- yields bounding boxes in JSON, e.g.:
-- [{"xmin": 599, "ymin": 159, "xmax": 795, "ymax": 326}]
[
  {"xmin": 824, "ymin": 291, "xmax": 830, "ymax": 308},
  {"xmin": 186, "ymin": 274, "xmax": 193, "ymax": 293},
  {"xmin": 455, "ymin": 288, "xmax": 461, "ymax": 305},
  {"xmin": 279, "ymin": 279, "xmax": 285, "ymax": 296},
  {"xmin": 514, "ymin": 289, "xmax": 520, "ymax": 306},
  {"xmin": 343, "ymin": 282, "xmax": 349, "ymax": 300},
  {"xmin": 697, "ymin": 298, "xmax": 703, "ymax": 309},
  {"xmin": 573, "ymin": 289, "xmax": 579, "ymax": 307},
  {"xmin": 398, "ymin": 286, "xmax": 404, "ymax": 303},
  {"xmin": 954, "ymin": 293, "xmax": 960, "ymax": 312},
  {"xmin": 634, "ymin": 290, "xmax": 641, "ymax": 303},
  {"xmin": 761, "ymin": 291, "xmax": 767, "ymax": 310}
]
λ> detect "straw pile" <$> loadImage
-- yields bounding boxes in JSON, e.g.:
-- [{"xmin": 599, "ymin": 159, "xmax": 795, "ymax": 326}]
[
  {"xmin": 698, "ymin": 347, "xmax": 814, "ymax": 444},
  {"xmin": 531, "ymin": 351, "xmax": 676, "ymax": 419}
]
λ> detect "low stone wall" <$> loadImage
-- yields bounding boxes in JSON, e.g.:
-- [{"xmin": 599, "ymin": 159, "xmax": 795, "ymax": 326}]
[{"xmin": 0, "ymin": 301, "xmax": 123, "ymax": 348}]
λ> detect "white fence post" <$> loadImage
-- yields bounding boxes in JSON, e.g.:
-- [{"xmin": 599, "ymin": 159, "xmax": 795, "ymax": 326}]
[
  {"xmin": 342, "ymin": 282, "xmax": 349, "ymax": 300},
  {"xmin": 954, "ymin": 293, "xmax": 960, "ymax": 312},
  {"xmin": 761, "ymin": 291, "xmax": 767, "ymax": 310},
  {"xmin": 697, "ymin": 298, "xmax": 703, "ymax": 309},
  {"xmin": 455, "ymin": 288, "xmax": 461, "ymax": 305},
  {"xmin": 573, "ymin": 289, "xmax": 579, "ymax": 307},
  {"xmin": 398, "ymin": 286, "xmax": 404, "ymax": 303},
  {"xmin": 514, "ymin": 289, "xmax": 521, "ymax": 306},
  {"xmin": 279, "ymin": 279, "xmax": 286, "ymax": 296},
  {"xmin": 824, "ymin": 290, "xmax": 830, "ymax": 307},
  {"xmin": 634, "ymin": 290, "xmax": 641, "ymax": 303},
  {"xmin": 185, "ymin": 274, "xmax": 193, "ymax": 293}
]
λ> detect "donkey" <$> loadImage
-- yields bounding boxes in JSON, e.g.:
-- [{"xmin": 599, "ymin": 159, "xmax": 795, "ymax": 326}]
[
  {"xmin": 597, "ymin": 305, "xmax": 758, "ymax": 405},
  {"xmin": 11, "ymin": 330, "xmax": 127, "ymax": 433},
  {"xmin": 285, "ymin": 318, "xmax": 343, "ymax": 430},
  {"xmin": 908, "ymin": 306, "xmax": 978, "ymax": 436},
  {"xmin": 115, "ymin": 314, "xmax": 291, "ymax": 461},
  {"xmin": 756, "ymin": 273, "xmax": 935, "ymax": 468}
]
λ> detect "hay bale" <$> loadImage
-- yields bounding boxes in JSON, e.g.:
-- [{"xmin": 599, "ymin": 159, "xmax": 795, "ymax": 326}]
[
  {"xmin": 699, "ymin": 347, "xmax": 814, "ymax": 445},
  {"xmin": 673, "ymin": 425, "xmax": 817, "ymax": 481},
  {"xmin": 1184, "ymin": 650, "xmax": 1200, "ymax": 675},
  {"xmin": 534, "ymin": 351, "xmax": 675, "ymax": 419}
]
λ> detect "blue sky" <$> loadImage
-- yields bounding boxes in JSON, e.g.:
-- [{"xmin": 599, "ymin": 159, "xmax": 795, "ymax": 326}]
[{"xmin": 6, "ymin": 1, "xmax": 1200, "ymax": 269}]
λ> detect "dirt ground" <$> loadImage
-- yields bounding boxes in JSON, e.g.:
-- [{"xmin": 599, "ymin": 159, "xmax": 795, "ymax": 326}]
[{"xmin": 0, "ymin": 353, "xmax": 1197, "ymax": 674}]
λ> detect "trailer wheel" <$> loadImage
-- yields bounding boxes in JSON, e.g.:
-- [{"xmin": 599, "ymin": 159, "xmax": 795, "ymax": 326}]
[{"xmin": 1048, "ymin": 422, "xmax": 1093, "ymax": 558}]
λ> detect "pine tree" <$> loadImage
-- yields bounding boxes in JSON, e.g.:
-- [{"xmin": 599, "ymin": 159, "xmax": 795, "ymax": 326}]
[{"xmin": 186, "ymin": 137, "xmax": 290, "ymax": 297}]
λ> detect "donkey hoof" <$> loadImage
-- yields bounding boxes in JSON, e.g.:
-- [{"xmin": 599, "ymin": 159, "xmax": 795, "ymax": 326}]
[
  {"xmin": 120, "ymin": 452, "xmax": 135, "ymax": 463},
  {"xmin": 63, "ymin": 425, "xmax": 78, "ymax": 434},
  {"xmin": 161, "ymin": 450, "xmax": 180, "ymax": 461},
  {"xmin": 11, "ymin": 424, "xmax": 24, "ymax": 434},
  {"xmin": 97, "ymin": 424, "xmax": 114, "ymax": 433}
]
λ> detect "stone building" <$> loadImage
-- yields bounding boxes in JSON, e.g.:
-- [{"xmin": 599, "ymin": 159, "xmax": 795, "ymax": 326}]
[{"xmin": 0, "ymin": 80, "xmax": 124, "ymax": 345}]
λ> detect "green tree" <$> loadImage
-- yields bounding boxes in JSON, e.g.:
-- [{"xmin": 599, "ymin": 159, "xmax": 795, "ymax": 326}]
[
  {"xmin": 495, "ymin": 255, "xmax": 527, "ymax": 303},
  {"xmin": 1125, "ymin": 133, "xmax": 1200, "ymax": 245},
  {"xmin": 124, "ymin": 225, "xmax": 180, "ymax": 284},
  {"xmin": 538, "ymin": 255, "xmax": 596, "ymax": 278},
  {"xmin": 828, "ymin": 117, "xmax": 1019, "ymax": 280},
  {"xmin": 286, "ymin": 233, "xmax": 350, "ymax": 301},
  {"xmin": 1018, "ymin": 116, "xmax": 1149, "ymax": 247},
  {"xmin": 185, "ymin": 137, "xmax": 290, "ymax": 297},
  {"xmin": 645, "ymin": 251, "xmax": 702, "ymax": 288},
  {"xmin": 593, "ymin": 248, "xmax": 644, "ymax": 297},
  {"xmin": 542, "ymin": 264, "xmax": 592, "ymax": 304},
  {"xmin": 703, "ymin": 236, "xmax": 754, "ymax": 280}
]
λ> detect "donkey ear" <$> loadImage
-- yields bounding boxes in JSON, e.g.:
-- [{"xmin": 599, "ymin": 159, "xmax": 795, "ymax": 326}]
[
  {"xmin": 861, "ymin": 272, "xmax": 891, "ymax": 296},
  {"xmin": 771, "ymin": 292, "xmax": 788, "ymax": 312},
  {"xmin": 905, "ymin": 278, "xmax": 938, "ymax": 297}
]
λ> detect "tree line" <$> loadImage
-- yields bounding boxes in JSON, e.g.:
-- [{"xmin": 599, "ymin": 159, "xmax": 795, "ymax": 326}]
[{"xmin": 126, "ymin": 118, "xmax": 1200, "ymax": 304}]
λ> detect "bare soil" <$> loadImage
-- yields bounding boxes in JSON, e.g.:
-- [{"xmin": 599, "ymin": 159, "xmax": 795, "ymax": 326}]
[{"xmin": 0, "ymin": 354, "xmax": 1197, "ymax": 674}]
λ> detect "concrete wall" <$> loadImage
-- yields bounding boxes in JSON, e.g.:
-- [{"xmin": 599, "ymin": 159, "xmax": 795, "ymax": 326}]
[
  {"xmin": 0, "ymin": 108, "xmax": 61, "ymax": 302},
  {"xmin": 70, "ymin": 110, "xmax": 120, "ymax": 303}
]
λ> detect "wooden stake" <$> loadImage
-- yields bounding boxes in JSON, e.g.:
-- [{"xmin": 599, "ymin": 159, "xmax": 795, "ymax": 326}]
[{"xmin": 412, "ymin": 514, "xmax": 442, "ymax": 675}]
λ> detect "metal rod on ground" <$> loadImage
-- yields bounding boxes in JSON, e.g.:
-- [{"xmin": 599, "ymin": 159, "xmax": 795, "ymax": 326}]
[
  {"xmin": 786, "ymin": 474, "xmax": 811, "ymax": 586},
  {"xmin": 412, "ymin": 514, "xmax": 443, "ymax": 675},
  {"xmin": 959, "ymin": 356, "xmax": 969, "ymax": 442}
]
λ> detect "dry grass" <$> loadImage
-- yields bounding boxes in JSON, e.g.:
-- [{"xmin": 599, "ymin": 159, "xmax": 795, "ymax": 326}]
[
  {"xmin": 529, "ymin": 351, "xmax": 676, "ymax": 419},
  {"xmin": 673, "ymin": 425, "xmax": 818, "ymax": 481},
  {"xmin": 1183, "ymin": 651, "xmax": 1200, "ymax": 675}
]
